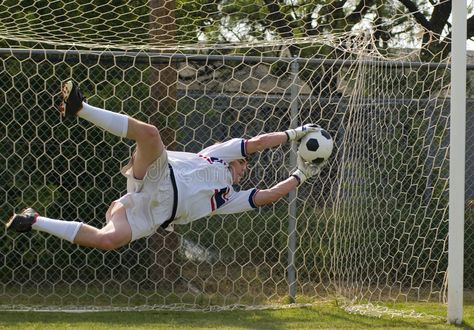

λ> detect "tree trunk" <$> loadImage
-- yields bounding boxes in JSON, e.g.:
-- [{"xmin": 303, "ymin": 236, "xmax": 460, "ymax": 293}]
[{"xmin": 148, "ymin": 0, "xmax": 180, "ymax": 288}]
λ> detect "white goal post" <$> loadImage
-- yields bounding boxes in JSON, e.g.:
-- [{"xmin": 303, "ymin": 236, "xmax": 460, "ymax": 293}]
[{"xmin": 448, "ymin": 0, "xmax": 467, "ymax": 324}]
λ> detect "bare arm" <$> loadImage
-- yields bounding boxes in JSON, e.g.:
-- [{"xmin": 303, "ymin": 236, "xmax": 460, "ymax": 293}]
[
  {"xmin": 246, "ymin": 132, "xmax": 288, "ymax": 155},
  {"xmin": 253, "ymin": 176, "xmax": 299, "ymax": 207},
  {"xmin": 246, "ymin": 124, "xmax": 320, "ymax": 155}
]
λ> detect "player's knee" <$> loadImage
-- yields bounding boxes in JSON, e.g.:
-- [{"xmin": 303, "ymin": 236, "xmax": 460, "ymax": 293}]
[
  {"xmin": 96, "ymin": 234, "xmax": 124, "ymax": 251},
  {"xmin": 141, "ymin": 123, "xmax": 160, "ymax": 142}
]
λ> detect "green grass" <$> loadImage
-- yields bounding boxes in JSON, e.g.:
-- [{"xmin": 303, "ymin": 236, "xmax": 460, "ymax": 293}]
[{"xmin": 1, "ymin": 301, "xmax": 474, "ymax": 330}]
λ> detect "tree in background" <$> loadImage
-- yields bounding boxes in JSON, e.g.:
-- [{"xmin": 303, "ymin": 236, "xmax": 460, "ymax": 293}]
[{"xmin": 180, "ymin": 1, "xmax": 466, "ymax": 56}]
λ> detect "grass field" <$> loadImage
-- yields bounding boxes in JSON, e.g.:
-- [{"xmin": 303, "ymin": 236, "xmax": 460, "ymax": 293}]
[{"xmin": 1, "ymin": 301, "xmax": 474, "ymax": 330}]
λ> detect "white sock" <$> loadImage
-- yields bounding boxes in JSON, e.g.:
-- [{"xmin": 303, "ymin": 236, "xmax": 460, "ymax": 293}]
[
  {"xmin": 32, "ymin": 216, "xmax": 82, "ymax": 243},
  {"xmin": 78, "ymin": 102, "xmax": 129, "ymax": 138}
]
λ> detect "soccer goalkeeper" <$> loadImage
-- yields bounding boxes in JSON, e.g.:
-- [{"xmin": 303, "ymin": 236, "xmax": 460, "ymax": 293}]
[{"xmin": 6, "ymin": 81, "xmax": 324, "ymax": 250}]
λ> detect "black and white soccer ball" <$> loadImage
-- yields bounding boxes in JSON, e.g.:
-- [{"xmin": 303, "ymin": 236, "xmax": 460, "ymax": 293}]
[{"xmin": 298, "ymin": 129, "xmax": 334, "ymax": 165}]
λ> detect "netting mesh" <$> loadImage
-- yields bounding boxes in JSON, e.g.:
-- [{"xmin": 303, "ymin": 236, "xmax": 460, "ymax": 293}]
[
  {"xmin": 0, "ymin": 0, "xmax": 448, "ymax": 50},
  {"xmin": 0, "ymin": 0, "xmax": 470, "ymax": 311}
]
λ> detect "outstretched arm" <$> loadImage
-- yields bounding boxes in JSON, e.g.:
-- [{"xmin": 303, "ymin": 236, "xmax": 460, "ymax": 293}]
[
  {"xmin": 246, "ymin": 132, "xmax": 288, "ymax": 154},
  {"xmin": 253, "ymin": 176, "xmax": 299, "ymax": 207},
  {"xmin": 253, "ymin": 150, "xmax": 324, "ymax": 207},
  {"xmin": 246, "ymin": 124, "xmax": 320, "ymax": 155}
]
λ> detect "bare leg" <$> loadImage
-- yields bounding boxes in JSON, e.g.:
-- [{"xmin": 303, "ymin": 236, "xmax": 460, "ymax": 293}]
[
  {"xmin": 125, "ymin": 117, "xmax": 164, "ymax": 179},
  {"xmin": 68, "ymin": 98, "xmax": 166, "ymax": 246},
  {"xmin": 73, "ymin": 203, "xmax": 132, "ymax": 250},
  {"xmin": 72, "ymin": 117, "xmax": 164, "ymax": 249},
  {"xmin": 24, "ymin": 86, "xmax": 165, "ymax": 248},
  {"xmin": 77, "ymin": 101, "xmax": 165, "ymax": 180}
]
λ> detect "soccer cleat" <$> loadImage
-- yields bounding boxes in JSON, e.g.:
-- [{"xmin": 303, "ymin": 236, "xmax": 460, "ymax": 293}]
[
  {"xmin": 59, "ymin": 80, "xmax": 85, "ymax": 118},
  {"xmin": 6, "ymin": 208, "xmax": 38, "ymax": 233}
]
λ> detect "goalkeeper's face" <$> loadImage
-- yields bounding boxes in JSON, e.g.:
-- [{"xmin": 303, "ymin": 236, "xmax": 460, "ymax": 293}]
[{"xmin": 229, "ymin": 159, "xmax": 248, "ymax": 184}]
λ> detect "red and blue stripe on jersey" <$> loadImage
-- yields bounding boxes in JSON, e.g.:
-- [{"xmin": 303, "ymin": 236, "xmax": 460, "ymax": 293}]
[
  {"xmin": 198, "ymin": 154, "xmax": 228, "ymax": 165},
  {"xmin": 210, "ymin": 187, "xmax": 230, "ymax": 211}
]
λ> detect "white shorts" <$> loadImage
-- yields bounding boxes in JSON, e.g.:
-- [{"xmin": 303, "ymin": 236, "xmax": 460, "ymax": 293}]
[{"xmin": 106, "ymin": 150, "xmax": 174, "ymax": 241}]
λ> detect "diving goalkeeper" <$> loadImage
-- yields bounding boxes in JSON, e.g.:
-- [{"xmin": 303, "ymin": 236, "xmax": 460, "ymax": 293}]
[{"xmin": 6, "ymin": 81, "xmax": 323, "ymax": 250}]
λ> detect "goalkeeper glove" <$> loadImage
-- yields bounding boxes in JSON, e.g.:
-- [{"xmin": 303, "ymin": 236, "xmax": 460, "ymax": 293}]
[
  {"xmin": 285, "ymin": 123, "xmax": 320, "ymax": 142},
  {"xmin": 291, "ymin": 152, "xmax": 325, "ymax": 186}
]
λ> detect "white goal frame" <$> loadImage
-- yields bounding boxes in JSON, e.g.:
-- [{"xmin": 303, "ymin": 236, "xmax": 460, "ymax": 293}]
[{"xmin": 448, "ymin": 0, "xmax": 467, "ymax": 325}]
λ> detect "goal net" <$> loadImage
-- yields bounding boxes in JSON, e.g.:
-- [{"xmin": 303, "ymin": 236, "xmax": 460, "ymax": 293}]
[{"xmin": 0, "ymin": 0, "xmax": 453, "ymax": 311}]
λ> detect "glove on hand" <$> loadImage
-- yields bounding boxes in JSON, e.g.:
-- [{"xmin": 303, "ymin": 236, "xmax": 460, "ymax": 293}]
[
  {"xmin": 285, "ymin": 123, "xmax": 320, "ymax": 142},
  {"xmin": 291, "ymin": 152, "xmax": 325, "ymax": 186}
]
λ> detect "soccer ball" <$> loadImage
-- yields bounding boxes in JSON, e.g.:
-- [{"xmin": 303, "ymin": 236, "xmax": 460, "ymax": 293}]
[{"xmin": 298, "ymin": 129, "xmax": 334, "ymax": 164}]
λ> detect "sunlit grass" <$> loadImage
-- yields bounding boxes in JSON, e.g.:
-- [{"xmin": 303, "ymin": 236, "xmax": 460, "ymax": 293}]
[{"xmin": 1, "ymin": 301, "xmax": 474, "ymax": 330}]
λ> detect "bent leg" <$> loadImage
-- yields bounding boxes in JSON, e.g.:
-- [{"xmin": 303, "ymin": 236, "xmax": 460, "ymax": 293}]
[
  {"xmin": 125, "ymin": 117, "xmax": 164, "ymax": 179},
  {"xmin": 73, "ymin": 203, "xmax": 132, "ymax": 250},
  {"xmin": 62, "ymin": 83, "xmax": 165, "ymax": 179},
  {"xmin": 78, "ymin": 102, "xmax": 164, "ymax": 180}
]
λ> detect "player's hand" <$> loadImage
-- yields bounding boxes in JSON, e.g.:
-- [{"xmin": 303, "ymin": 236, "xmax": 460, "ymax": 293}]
[
  {"xmin": 291, "ymin": 152, "xmax": 325, "ymax": 186},
  {"xmin": 285, "ymin": 124, "xmax": 320, "ymax": 142}
]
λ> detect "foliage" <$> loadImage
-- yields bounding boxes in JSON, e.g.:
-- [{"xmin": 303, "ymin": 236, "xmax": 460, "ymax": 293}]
[{"xmin": 0, "ymin": 1, "xmax": 468, "ymax": 61}]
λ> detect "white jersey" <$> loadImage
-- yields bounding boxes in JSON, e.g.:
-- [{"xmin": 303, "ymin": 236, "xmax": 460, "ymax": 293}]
[{"xmin": 168, "ymin": 138, "xmax": 258, "ymax": 226}]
